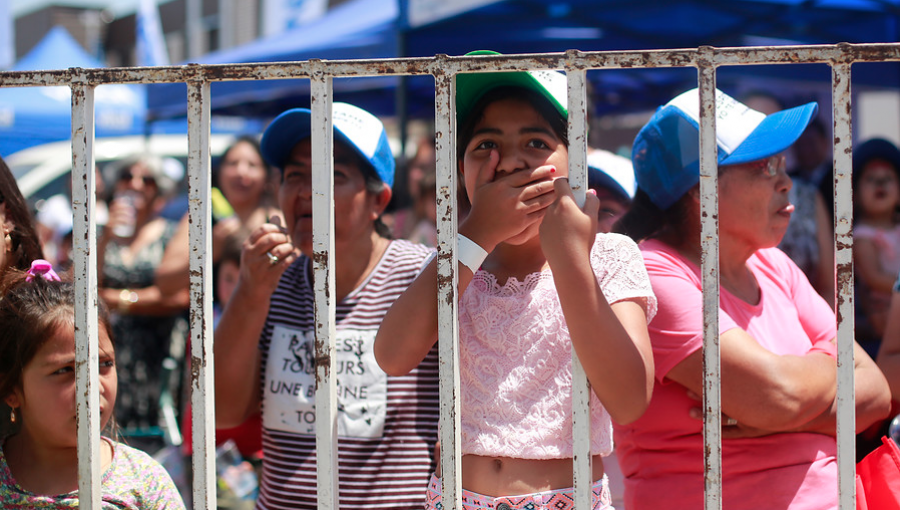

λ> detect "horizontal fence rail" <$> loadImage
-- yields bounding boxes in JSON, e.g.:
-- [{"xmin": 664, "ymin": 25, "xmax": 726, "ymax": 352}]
[
  {"xmin": 2, "ymin": 43, "xmax": 900, "ymax": 87},
  {"xmin": 4, "ymin": 42, "xmax": 896, "ymax": 509}
]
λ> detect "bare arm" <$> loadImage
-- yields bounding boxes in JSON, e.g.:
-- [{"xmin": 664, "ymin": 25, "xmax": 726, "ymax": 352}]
[
  {"xmin": 215, "ymin": 220, "xmax": 297, "ymax": 428},
  {"xmin": 714, "ymin": 340, "xmax": 891, "ymax": 438},
  {"xmin": 154, "ymin": 214, "xmax": 190, "ymax": 297},
  {"xmin": 375, "ymin": 152, "xmax": 556, "ymax": 375},
  {"xmin": 877, "ymin": 288, "xmax": 900, "ymax": 399},
  {"xmin": 540, "ymin": 179, "xmax": 653, "ymax": 424},
  {"xmin": 99, "ymin": 285, "xmax": 190, "ymax": 316},
  {"xmin": 96, "ymin": 198, "xmax": 125, "ymax": 280},
  {"xmin": 374, "ymin": 256, "xmax": 467, "ymax": 376},
  {"xmin": 157, "ymin": 213, "xmax": 250, "ymax": 298},
  {"xmin": 668, "ymin": 328, "xmax": 838, "ymax": 431},
  {"xmin": 790, "ymin": 340, "xmax": 891, "ymax": 435}
]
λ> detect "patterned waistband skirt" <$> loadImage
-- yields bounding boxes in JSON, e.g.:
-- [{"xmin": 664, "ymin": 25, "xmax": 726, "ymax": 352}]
[{"xmin": 424, "ymin": 473, "xmax": 614, "ymax": 510}]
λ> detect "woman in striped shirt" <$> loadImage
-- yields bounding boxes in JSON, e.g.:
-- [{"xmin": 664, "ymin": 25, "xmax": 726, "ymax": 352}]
[{"xmin": 214, "ymin": 102, "xmax": 439, "ymax": 509}]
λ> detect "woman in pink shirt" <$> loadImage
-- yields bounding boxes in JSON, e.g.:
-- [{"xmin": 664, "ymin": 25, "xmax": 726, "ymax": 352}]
[{"xmin": 613, "ymin": 88, "xmax": 891, "ymax": 510}]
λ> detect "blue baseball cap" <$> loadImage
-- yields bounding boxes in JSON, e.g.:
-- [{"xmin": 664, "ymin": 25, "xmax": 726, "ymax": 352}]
[
  {"xmin": 260, "ymin": 102, "xmax": 395, "ymax": 188},
  {"xmin": 633, "ymin": 88, "xmax": 818, "ymax": 210},
  {"xmin": 587, "ymin": 149, "xmax": 636, "ymax": 202}
]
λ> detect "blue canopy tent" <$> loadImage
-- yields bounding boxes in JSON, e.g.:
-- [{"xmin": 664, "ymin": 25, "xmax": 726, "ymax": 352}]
[
  {"xmin": 146, "ymin": 0, "xmax": 900, "ymax": 121},
  {"xmin": 147, "ymin": 0, "xmax": 401, "ymax": 121},
  {"xmin": 0, "ymin": 26, "xmax": 148, "ymax": 157}
]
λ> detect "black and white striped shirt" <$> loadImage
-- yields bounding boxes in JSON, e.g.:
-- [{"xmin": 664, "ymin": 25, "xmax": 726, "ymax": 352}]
[{"xmin": 257, "ymin": 239, "xmax": 439, "ymax": 510}]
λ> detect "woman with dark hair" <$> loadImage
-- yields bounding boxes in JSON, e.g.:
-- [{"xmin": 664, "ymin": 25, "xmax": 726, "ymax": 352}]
[
  {"xmin": 0, "ymin": 156, "xmax": 43, "ymax": 274},
  {"xmin": 97, "ymin": 154, "xmax": 189, "ymax": 451},
  {"xmin": 155, "ymin": 135, "xmax": 280, "ymax": 296},
  {"xmin": 613, "ymin": 88, "xmax": 891, "ymax": 510}
]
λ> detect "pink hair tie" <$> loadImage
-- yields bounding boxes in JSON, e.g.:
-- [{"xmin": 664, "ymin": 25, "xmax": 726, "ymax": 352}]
[{"xmin": 25, "ymin": 259, "xmax": 61, "ymax": 283}]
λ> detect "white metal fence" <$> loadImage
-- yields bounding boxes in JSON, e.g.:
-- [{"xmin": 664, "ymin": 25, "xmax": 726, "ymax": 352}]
[{"xmin": 4, "ymin": 42, "xmax": 899, "ymax": 510}]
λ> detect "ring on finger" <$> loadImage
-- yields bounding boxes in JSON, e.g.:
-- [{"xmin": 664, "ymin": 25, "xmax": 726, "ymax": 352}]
[{"xmin": 266, "ymin": 251, "xmax": 279, "ymax": 266}]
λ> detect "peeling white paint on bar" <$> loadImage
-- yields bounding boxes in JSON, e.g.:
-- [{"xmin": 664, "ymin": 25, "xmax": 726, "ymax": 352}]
[
  {"xmin": 310, "ymin": 72, "xmax": 340, "ymax": 510},
  {"xmin": 565, "ymin": 65, "xmax": 593, "ymax": 510},
  {"xmin": 27, "ymin": 43, "xmax": 894, "ymax": 510},
  {"xmin": 186, "ymin": 76, "xmax": 216, "ymax": 510},
  {"xmin": 71, "ymin": 71, "xmax": 102, "ymax": 510},
  {"xmin": 697, "ymin": 65, "xmax": 724, "ymax": 510},
  {"xmin": 832, "ymin": 62, "xmax": 856, "ymax": 510},
  {"xmin": 1, "ymin": 44, "xmax": 899, "ymax": 88},
  {"xmin": 435, "ymin": 64, "xmax": 463, "ymax": 510}
]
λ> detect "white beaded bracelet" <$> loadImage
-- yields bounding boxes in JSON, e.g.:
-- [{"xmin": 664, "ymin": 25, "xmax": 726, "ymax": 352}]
[{"xmin": 457, "ymin": 234, "xmax": 488, "ymax": 273}]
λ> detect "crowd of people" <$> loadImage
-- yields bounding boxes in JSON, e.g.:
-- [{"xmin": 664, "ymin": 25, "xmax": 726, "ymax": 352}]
[{"xmin": 1, "ymin": 51, "xmax": 900, "ymax": 509}]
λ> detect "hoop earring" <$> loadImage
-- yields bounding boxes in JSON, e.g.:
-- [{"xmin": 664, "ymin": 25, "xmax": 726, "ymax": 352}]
[{"xmin": 9, "ymin": 407, "xmax": 15, "ymax": 424}]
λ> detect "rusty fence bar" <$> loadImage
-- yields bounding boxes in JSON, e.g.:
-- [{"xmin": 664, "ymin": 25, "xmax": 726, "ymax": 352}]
[
  {"xmin": 186, "ymin": 75, "xmax": 216, "ymax": 510},
  {"xmin": 434, "ymin": 62, "xmax": 464, "ymax": 510},
  {"xmin": 70, "ymin": 70, "xmax": 102, "ymax": 509},
  {"xmin": 3, "ymin": 44, "xmax": 900, "ymax": 86},
  {"xmin": 310, "ymin": 68, "xmax": 340, "ymax": 510},
  {"xmin": 2, "ymin": 43, "xmax": 896, "ymax": 510},
  {"xmin": 697, "ymin": 60, "xmax": 723, "ymax": 510},
  {"xmin": 832, "ymin": 61, "xmax": 856, "ymax": 510},
  {"xmin": 564, "ymin": 64, "xmax": 592, "ymax": 510}
]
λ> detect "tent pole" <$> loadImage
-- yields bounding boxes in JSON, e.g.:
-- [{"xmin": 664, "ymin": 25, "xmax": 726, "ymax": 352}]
[
  {"xmin": 395, "ymin": 0, "xmax": 410, "ymax": 206},
  {"xmin": 397, "ymin": 76, "xmax": 408, "ymax": 162},
  {"xmin": 397, "ymin": 0, "xmax": 409, "ymax": 161}
]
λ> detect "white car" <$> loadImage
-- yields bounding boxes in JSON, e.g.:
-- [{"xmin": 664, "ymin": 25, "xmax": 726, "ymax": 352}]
[{"xmin": 8, "ymin": 134, "xmax": 238, "ymax": 208}]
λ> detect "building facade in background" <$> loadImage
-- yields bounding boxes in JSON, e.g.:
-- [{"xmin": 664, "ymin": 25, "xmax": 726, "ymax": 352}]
[{"xmin": 11, "ymin": 0, "xmax": 344, "ymax": 69}]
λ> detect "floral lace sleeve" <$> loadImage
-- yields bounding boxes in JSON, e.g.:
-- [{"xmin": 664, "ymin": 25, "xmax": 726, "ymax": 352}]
[{"xmin": 590, "ymin": 233, "xmax": 657, "ymax": 323}]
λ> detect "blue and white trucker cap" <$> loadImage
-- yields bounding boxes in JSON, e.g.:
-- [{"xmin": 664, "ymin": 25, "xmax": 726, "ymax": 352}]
[
  {"xmin": 633, "ymin": 88, "xmax": 817, "ymax": 210},
  {"xmin": 587, "ymin": 149, "xmax": 637, "ymax": 202},
  {"xmin": 260, "ymin": 102, "xmax": 395, "ymax": 187}
]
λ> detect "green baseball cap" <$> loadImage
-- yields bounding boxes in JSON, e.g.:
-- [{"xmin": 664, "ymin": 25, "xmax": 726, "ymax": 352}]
[{"xmin": 456, "ymin": 50, "xmax": 568, "ymax": 125}]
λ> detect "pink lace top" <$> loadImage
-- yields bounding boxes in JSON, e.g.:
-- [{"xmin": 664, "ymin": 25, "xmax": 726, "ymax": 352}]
[{"xmin": 459, "ymin": 233, "xmax": 657, "ymax": 459}]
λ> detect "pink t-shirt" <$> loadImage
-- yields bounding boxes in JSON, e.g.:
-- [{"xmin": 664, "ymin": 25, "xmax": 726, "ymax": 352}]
[
  {"xmin": 855, "ymin": 224, "xmax": 900, "ymax": 279},
  {"xmin": 855, "ymin": 223, "xmax": 900, "ymax": 310},
  {"xmin": 614, "ymin": 239, "xmax": 838, "ymax": 510}
]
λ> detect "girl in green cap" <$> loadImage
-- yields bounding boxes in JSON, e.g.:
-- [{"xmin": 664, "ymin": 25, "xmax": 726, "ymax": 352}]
[{"xmin": 376, "ymin": 54, "xmax": 655, "ymax": 510}]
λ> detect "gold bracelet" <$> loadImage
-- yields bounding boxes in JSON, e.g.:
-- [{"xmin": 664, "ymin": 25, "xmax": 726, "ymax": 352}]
[{"xmin": 118, "ymin": 289, "xmax": 138, "ymax": 313}]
